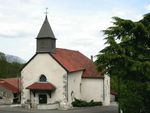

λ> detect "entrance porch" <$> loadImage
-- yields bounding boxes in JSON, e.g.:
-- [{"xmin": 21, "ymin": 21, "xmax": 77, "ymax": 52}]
[{"xmin": 26, "ymin": 82, "xmax": 57, "ymax": 109}]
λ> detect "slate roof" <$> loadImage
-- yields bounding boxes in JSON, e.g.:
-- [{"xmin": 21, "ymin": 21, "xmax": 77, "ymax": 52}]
[
  {"xmin": 52, "ymin": 48, "xmax": 103, "ymax": 78},
  {"xmin": 26, "ymin": 82, "xmax": 55, "ymax": 90},
  {"xmin": 0, "ymin": 78, "xmax": 20, "ymax": 93},
  {"xmin": 37, "ymin": 16, "xmax": 55, "ymax": 39}
]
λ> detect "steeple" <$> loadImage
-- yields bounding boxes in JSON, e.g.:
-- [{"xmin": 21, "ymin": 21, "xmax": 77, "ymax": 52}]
[
  {"xmin": 36, "ymin": 13, "xmax": 56, "ymax": 53},
  {"xmin": 37, "ymin": 15, "xmax": 55, "ymax": 39}
]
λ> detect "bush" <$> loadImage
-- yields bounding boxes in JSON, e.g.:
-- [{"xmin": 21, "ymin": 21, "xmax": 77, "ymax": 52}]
[{"xmin": 72, "ymin": 98, "xmax": 102, "ymax": 107}]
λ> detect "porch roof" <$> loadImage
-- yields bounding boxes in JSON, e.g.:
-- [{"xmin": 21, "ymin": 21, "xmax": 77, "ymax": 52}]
[{"xmin": 26, "ymin": 82, "xmax": 55, "ymax": 91}]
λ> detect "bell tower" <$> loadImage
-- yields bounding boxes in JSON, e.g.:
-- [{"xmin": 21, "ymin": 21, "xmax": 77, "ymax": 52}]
[{"xmin": 36, "ymin": 12, "xmax": 56, "ymax": 53}]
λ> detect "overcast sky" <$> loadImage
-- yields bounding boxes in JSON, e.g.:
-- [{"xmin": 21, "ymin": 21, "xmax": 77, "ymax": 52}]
[{"xmin": 0, "ymin": 0, "xmax": 150, "ymax": 61}]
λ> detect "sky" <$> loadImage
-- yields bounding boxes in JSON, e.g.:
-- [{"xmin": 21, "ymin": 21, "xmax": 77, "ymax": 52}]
[{"xmin": 0, "ymin": 0, "xmax": 150, "ymax": 61}]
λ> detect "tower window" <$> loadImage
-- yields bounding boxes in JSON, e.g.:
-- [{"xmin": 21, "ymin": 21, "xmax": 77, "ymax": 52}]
[{"xmin": 39, "ymin": 74, "xmax": 47, "ymax": 82}]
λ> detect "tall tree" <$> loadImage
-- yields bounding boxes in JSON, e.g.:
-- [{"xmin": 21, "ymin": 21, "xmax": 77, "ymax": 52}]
[{"xmin": 95, "ymin": 13, "xmax": 150, "ymax": 113}]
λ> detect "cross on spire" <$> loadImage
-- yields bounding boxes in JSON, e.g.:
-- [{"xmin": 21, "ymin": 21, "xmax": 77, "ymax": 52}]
[{"xmin": 45, "ymin": 8, "xmax": 48, "ymax": 15}]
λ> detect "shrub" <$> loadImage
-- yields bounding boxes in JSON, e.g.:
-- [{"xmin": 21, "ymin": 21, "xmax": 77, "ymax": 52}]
[{"xmin": 72, "ymin": 98, "xmax": 102, "ymax": 107}]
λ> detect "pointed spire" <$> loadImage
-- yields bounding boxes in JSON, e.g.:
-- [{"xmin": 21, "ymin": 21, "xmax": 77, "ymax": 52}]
[{"xmin": 37, "ymin": 15, "xmax": 55, "ymax": 39}]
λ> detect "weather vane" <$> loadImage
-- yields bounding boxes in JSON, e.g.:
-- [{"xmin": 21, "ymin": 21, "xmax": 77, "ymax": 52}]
[{"xmin": 45, "ymin": 7, "xmax": 48, "ymax": 15}]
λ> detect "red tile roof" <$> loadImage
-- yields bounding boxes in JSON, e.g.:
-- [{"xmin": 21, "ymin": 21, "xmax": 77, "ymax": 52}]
[
  {"xmin": 52, "ymin": 48, "xmax": 103, "ymax": 78},
  {"xmin": 22, "ymin": 48, "xmax": 103, "ymax": 78},
  {"xmin": 0, "ymin": 78, "xmax": 20, "ymax": 93},
  {"xmin": 26, "ymin": 82, "xmax": 56, "ymax": 90},
  {"xmin": 3, "ymin": 78, "xmax": 20, "ymax": 88}
]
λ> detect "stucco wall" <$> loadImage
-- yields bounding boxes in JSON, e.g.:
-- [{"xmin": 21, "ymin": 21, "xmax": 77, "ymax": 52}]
[
  {"xmin": 68, "ymin": 71, "xmax": 82, "ymax": 105},
  {"xmin": 103, "ymin": 74, "xmax": 110, "ymax": 105},
  {"xmin": 21, "ymin": 54, "xmax": 67, "ymax": 105},
  {"xmin": 81, "ymin": 78, "xmax": 104, "ymax": 102}
]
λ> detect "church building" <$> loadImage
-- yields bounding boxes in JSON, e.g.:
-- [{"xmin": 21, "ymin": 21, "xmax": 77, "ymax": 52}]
[{"xmin": 21, "ymin": 15, "xmax": 110, "ymax": 109}]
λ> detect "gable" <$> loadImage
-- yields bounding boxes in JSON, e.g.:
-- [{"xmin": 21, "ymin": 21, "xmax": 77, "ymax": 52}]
[
  {"xmin": 21, "ymin": 52, "xmax": 68, "ymax": 72},
  {"xmin": 22, "ymin": 48, "xmax": 103, "ymax": 78},
  {"xmin": 21, "ymin": 53, "xmax": 67, "ymax": 76}
]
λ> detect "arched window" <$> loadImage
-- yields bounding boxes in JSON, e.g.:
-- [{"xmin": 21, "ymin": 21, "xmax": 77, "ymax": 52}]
[{"xmin": 39, "ymin": 74, "xmax": 47, "ymax": 82}]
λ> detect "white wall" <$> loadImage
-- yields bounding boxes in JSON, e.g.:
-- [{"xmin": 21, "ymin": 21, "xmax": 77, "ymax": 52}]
[
  {"xmin": 21, "ymin": 53, "xmax": 110, "ymax": 108},
  {"xmin": 81, "ymin": 78, "xmax": 104, "ymax": 102},
  {"xmin": 103, "ymin": 74, "xmax": 110, "ymax": 105},
  {"xmin": 21, "ymin": 54, "xmax": 67, "ymax": 105},
  {"xmin": 68, "ymin": 71, "xmax": 82, "ymax": 105}
]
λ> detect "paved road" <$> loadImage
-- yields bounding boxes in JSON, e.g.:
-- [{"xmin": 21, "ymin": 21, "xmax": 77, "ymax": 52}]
[{"xmin": 0, "ymin": 106, "xmax": 117, "ymax": 113}]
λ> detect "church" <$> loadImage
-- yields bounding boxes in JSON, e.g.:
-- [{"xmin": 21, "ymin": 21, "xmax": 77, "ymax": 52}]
[{"xmin": 21, "ymin": 15, "xmax": 110, "ymax": 109}]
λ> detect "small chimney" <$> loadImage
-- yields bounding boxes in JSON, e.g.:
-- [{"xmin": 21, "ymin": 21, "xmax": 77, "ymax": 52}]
[{"xmin": 91, "ymin": 55, "xmax": 93, "ymax": 62}]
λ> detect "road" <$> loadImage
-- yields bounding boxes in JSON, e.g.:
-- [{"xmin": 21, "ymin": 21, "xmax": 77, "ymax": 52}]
[{"xmin": 0, "ymin": 106, "xmax": 117, "ymax": 113}]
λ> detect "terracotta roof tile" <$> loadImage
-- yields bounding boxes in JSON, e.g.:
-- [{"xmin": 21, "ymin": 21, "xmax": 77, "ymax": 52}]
[
  {"xmin": 0, "ymin": 78, "xmax": 20, "ymax": 93},
  {"xmin": 2, "ymin": 78, "xmax": 20, "ymax": 88},
  {"xmin": 52, "ymin": 48, "xmax": 103, "ymax": 78},
  {"xmin": 26, "ymin": 82, "xmax": 55, "ymax": 90}
]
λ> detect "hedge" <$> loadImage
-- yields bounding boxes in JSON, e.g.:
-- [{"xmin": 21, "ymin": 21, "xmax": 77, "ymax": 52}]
[{"xmin": 72, "ymin": 98, "xmax": 102, "ymax": 107}]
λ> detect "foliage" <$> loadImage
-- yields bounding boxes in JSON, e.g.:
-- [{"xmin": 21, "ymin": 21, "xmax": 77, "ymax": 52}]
[
  {"xmin": 0, "ymin": 52, "xmax": 23, "ymax": 78},
  {"xmin": 110, "ymin": 76, "xmax": 118, "ymax": 93},
  {"xmin": 72, "ymin": 98, "xmax": 102, "ymax": 107},
  {"xmin": 95, "ymin": 13, "xmax": 150, "ymax": 113}
]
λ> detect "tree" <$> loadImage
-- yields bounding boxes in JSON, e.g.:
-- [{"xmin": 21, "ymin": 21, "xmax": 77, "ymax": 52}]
[
  {"xmin": 0, "ymin": 53, "xmax": 23, "ymax": 78},
  {"xmin": 95, "ymin": 13, "xmax": 150, "ymax": 113}
]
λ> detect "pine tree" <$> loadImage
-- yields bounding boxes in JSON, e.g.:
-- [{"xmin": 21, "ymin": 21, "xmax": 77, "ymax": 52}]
[{"xmin": 95, "ymin": 13, "xmax": 150, "ymax": 113}]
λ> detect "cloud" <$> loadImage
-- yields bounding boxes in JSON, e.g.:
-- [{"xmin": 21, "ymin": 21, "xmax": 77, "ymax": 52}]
[
  {"xmin": 49, "ymin": 12, "xmax": 112, "ymax": 59},
  {"xmin": 0, "ymin": 32, "xmax": 33, "ymax": 38},
  {"xmin": 0, "ymin": 0, "xmax": 148, "ymax": 60}
]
